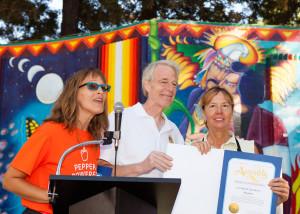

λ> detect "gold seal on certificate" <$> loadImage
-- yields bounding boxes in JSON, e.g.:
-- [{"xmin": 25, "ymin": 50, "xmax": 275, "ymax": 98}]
[{"xmin": 228, "ymin": 202, "xmax": 239, "ymax": 213}]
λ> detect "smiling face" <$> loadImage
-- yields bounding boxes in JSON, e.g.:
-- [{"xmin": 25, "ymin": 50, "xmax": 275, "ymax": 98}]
[
  {"xmin": 77, "ymin": 74, "xmax": 107, "ymax": 121},
  {"xmin": 202, "ymin": 92, "xmax": 233, "ymax": 131},
  {"xmin": 144, "ymin": 64, "xmax": 178, "ymax": 109}
]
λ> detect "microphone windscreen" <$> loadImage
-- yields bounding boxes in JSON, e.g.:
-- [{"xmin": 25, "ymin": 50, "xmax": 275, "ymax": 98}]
[{"xmin": 114, "ymin": 102, "xmax": 124, "ymax": 113}]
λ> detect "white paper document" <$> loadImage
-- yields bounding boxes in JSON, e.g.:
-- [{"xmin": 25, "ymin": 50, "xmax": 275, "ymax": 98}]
[{"xmin": 164, "ymin": 144, "xmax": 224, "ymax": 214}]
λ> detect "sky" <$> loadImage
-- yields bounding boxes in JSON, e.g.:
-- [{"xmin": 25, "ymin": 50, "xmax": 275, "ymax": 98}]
[
  {"xmin": 0, "ymin": 0, "xmax": 63, "ymax": 44},
  {"xmin": 49, "ymin": 0, "xmax": 62, "ymax": 10},
  {"xmin": 49, "ymin": 0, "xmax": 63, "ymax": 35}
]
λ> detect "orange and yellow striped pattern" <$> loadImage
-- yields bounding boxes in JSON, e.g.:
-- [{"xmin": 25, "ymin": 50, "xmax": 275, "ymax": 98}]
[{"xmin": 100, "ymin": 37, "xmax": 140, "ymax": 113}]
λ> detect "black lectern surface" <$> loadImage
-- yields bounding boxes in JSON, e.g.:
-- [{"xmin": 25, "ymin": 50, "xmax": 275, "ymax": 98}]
[{"xmin": 49, "ymin": 175, "xmax": 181, "ymax": 214}]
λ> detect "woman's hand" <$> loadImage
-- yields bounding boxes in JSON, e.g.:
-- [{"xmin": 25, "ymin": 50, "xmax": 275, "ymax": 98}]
[
  {"xmin": 185, "ymin": 133, "xmax": 205, "ymax": 144},
  {"xmin": 186, "ymin": 133, "xmax": 211, "ymax": 155},
  {"xmin": 192, "ymin": 141, "xmax": 211, "ymax": 155},
  {"xmin": 268, "ymin": 177, "xmax": 290, "ymax": 205}
]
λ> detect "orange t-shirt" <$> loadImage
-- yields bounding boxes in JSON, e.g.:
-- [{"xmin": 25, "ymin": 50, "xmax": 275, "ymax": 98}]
[{"xmin": 11, "ymin": 122, "xmax": 100, "ymax": 214}]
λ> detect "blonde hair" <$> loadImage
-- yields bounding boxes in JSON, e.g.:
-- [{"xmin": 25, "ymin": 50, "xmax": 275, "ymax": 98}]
[{"xmin": 46, "ymin": 68, "xmax": 108, "ymax": 139}]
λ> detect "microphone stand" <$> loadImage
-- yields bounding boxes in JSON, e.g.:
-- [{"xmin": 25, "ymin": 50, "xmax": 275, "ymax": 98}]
[
  {"xmin": 114, "ymin": 143, "xmax": 118, "ymax": 177},
  {"xmin": 49, "ymin": 140, "xmax": 106, "ymax": 203},
  {"xmin": 113, "ymin": 131, "xmax": 120, "ymax": 177},
  {"xmin": 113, "ymin": 102, "xmax": 123, "ymax": 177},
  {"xmin": 55, "ymin": 140, "xmax": 104, "ymax": 175}
]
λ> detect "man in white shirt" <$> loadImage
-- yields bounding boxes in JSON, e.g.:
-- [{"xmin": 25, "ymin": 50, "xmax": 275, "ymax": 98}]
[{"xmin": 100, "ymin": 60, "xmax": 184, "ymax": 177}]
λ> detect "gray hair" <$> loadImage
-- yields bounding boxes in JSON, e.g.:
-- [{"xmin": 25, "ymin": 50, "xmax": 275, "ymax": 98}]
[{"xmin": 142, "ymin": 60, "xmax": 180, "ymax": 96}]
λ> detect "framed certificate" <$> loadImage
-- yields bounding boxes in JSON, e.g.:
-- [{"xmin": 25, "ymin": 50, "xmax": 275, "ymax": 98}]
[
  {"xmin": 164, "ymin": 144, "xmax": 282, "ymax": 214},
  {"xmin": 217, "ymin": 151, "xmax": 282, "ymax": 214}
]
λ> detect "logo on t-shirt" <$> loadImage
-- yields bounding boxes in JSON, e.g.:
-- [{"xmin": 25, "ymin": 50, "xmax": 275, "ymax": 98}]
[
  {"xmin": 72, "ymin": 146, "xmax": 97, "ymax": 176},
  {"xmin": 80, "ymin": 146, "xmax": 88, "ymax": 162}
]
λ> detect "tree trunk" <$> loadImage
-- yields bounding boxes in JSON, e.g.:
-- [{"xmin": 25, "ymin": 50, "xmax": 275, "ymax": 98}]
[
  {"xmin": 140, "ymin": 0, "xmax": 157, "ymax": 20},
  {"xmin": 61, "ymin": 0, "xmax": 80, "ymax": 36}
]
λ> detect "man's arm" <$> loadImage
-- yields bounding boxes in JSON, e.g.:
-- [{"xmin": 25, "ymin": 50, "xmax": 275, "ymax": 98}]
[{"xmin": 99, "ymin": 151, "xmax": 173, "ymax": 177}]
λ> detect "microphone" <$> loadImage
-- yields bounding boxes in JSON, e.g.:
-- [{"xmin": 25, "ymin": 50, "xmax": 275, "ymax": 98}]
[
  {"xmin": 114, "ymin": 102, "xmax": 124, "ymax": 147},
  {"xmin": 113, "ymin": 102, "xmax": 123, "ymax": 177}
]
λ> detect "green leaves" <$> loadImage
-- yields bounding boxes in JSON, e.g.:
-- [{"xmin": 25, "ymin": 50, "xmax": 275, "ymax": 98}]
[
  {"xmin": 1, "ymin": 0, "xmax": 300, "ymax": 43},
  {"xmin": 0, "ymin": 0, "xmax": 59, "ymax": 42}
]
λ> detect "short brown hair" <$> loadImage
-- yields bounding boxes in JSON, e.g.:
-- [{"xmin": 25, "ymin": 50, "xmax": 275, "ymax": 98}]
[
  {"xmin": 200, "ymin": 86, "xmax": 234, "ymax": 110},
  {"xmin": 46, "ymin": 68, "xmax": 108, "ymax": 139}
]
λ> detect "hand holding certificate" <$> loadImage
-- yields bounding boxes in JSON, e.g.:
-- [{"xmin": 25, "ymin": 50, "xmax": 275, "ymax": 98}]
[
  {"xmin": 164, "ymin": 144, "xmax": 283, "ymax": 214},
  {"xmin": 217, "ymin": 151, "xmax": 281, "ymax": 214}
]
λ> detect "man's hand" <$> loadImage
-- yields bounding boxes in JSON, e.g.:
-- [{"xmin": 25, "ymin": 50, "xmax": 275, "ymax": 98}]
[{"xmin": 141, "ymin": 151, "xmax": 173, "ymax": 173}]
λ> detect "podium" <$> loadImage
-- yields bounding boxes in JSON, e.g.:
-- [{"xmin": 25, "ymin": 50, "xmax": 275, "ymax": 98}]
[{"xmin": 49, "ymin": 175, "xmax": 181, "ymax": 214}]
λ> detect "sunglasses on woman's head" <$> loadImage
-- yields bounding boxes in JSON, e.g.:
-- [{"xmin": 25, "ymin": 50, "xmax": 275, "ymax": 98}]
[{"xmin": 79, "ymin": 82, "xmax": 111, "ymax": 92}]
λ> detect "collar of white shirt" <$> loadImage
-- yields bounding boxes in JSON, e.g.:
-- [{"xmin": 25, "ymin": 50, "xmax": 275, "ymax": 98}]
[{"xmin": 203, "ymin": 132, "xmax": 238, "ymax": 151}]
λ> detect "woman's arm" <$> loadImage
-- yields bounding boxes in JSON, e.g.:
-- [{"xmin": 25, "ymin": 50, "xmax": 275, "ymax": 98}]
[{"xmin": 3, "ymin": 167, "xmax": 49, "ymax": 203}]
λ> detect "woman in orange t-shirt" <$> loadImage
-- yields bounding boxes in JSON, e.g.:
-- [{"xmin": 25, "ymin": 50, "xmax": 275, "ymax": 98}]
[{"xmin": 3, "ymin": 68, "xmax": 111, "ymax": 214}]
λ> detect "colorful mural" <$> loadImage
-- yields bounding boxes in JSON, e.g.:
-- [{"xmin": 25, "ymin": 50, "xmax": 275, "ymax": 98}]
[{"xmin": 0, "ymin": 19, "xmax": 299, "ymax": 214}]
